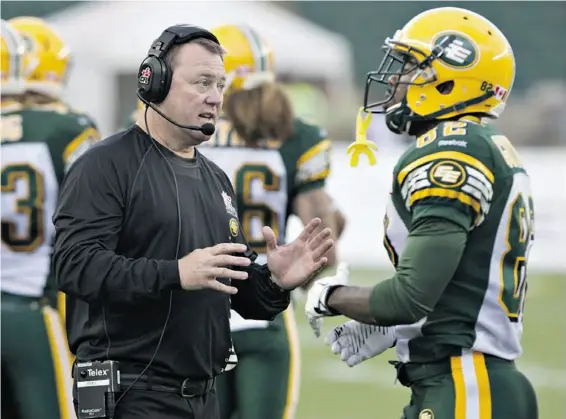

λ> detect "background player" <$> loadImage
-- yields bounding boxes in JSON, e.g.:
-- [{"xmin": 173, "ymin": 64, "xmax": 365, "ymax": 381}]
[
  {"xmin": 306, "ymin": 7, "xmax": 538, "ymax": 419},
  {"xmin": 196, "ymin": 23, "xmax": 345, "ymax": 419},
  {"xmin": 1, "ymin": 17, "xmax": 100, "ymax": 419}
]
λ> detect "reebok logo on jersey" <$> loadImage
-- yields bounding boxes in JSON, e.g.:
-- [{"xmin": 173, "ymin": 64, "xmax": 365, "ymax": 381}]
[
  {"xmin": 430, "ymin": 161, "xmax": 466, "ymax": 187},
  {"xmin": 438, "ymin": 139, "xmax": 467, "ymax": 148}
]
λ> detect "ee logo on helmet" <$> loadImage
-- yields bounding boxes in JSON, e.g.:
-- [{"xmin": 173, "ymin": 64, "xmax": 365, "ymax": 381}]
[{"xmin": 434, "ymin": 33, "xmax": 478, "ymax": 69}]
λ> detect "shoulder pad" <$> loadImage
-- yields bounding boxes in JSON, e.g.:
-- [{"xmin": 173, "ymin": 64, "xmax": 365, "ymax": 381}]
[
  {"xmin": 395, "ymin": 120, "xmax": 496, "ymax": 226},
  {"xmin": 290, "ymin": 118, "xmax": 331, "ymax": 186}
]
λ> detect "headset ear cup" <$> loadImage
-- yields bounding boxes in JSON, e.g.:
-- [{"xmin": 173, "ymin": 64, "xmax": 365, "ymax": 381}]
[
  {"xmin": 137, "ymin": 57, "xmax": 159, "ymax": 103},
  {"xmin": 137, "ymin": 56, "xmax": 173, "ymax": 104},
  {"xmin": 156, "ymin": 58, "xmax": 172, "ymax": 104}
]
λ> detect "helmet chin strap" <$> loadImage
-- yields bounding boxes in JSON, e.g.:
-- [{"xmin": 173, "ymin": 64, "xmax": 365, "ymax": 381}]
[
  {"xmin": 385, "ymin": 90, "xmax": 496, "ymax": 135},
  {"xmin": 385, "ymin": 98, "xmax": 413, "ymax": 134}
]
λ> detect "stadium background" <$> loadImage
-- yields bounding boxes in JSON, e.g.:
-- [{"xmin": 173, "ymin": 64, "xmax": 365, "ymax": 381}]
[{"xmin": 2, "ymin": 1, "xmax": 564, "ymax": 418}]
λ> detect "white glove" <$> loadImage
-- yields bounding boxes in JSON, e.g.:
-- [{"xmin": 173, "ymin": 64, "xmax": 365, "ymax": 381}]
[
  {"xmin": 305, "ymin": 262, "xmax": 350, "ymax": 337},
  {"xmin": 325, "ymin": 320, "xmax": 396, "ymax": 367}
]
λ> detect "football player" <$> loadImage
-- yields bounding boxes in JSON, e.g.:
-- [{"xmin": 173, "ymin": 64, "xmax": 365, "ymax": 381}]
[
  {"xmin": 195, "ymin": 23, "xmax": 344, "ymax": 419},
  {"xmin": 306, "ymin": 7, "xmax": 538, "ymax": 419},
  {"xmin": 1, "ymin": 17, "xmax": 100, "ymax": 419}
]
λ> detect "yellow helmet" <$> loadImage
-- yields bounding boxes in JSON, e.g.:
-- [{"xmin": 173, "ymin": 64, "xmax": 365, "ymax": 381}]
[
  {"xmin": 1, "ymin": 19, "xmax": 26, "ymax": 95},
  {"xmin": 210, "ymin": 24, "xmax": 275, "ymax": 91},
  {"xmin": 8, "ymin": 16, "xmax": 71, "ymax": 98},
  {"xmin": 364, "ymin": 7, "xmax": 515, "ymax": 132}
]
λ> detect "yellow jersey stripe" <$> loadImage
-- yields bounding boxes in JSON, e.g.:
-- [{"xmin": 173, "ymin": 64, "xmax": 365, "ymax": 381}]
[
  {"xmin": 450, "ymin": 355, "xmax": 467, "ymax": 419},
  {"xmin": 301, "ymin": 168, "xmax": 330, "ymax": 184},
  {"xmin": 297, "ymin": 139, "xmax": 331, "ymax": 167},
  {"xmin": 63, "ymin": 127, "xmax": 100, "ymax": 164},
  {"xmin": 282, "ymin": 308, "xmax": 301, "ymax": 419},
  {"xmin": 58, "ymin": 291, "xmax": 66, "ymax": 321},
  {"xmin": 472, "ymin": 352, "xmax": 492, "ymax": 419},
  {"xmin": 409, "ymin": 187, "xmax": 481, "ymax": 214},
  {"xmin": 43, "ymin": 306, "xmax": 74, "ymax": 419},
  {"xmin": 398, "ymin": 151, "xmax": 494, "ymax": 185}
]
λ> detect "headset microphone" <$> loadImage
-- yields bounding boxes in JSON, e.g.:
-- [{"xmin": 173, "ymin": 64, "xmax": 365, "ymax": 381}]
[{"xmin": 136, "ymin": 89, "xmax": 216, "ymax": 136}]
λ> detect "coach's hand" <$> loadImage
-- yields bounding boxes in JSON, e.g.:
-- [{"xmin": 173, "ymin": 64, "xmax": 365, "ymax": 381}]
[
  {"xmin": 178, "ymin": 243, "xmax": 251, "ymax": 294},
  {"xmin": 265, "ymin": 218, "xmax": 334, "ymax": 290}
]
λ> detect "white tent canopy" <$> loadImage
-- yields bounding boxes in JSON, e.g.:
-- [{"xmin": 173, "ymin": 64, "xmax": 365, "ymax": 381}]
[
  {"xmin": 50, "ymin": 1, "xmax": 353, "ymax": 80},
  {"xmin": 48, "ymin": 1, "xmax": 354, "ymax": 134}
]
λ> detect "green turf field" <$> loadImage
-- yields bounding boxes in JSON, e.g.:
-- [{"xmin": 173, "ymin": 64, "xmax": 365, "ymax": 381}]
[{"xmin": 291, "ymin": 268, "xmax": 565, "ymax": 419}]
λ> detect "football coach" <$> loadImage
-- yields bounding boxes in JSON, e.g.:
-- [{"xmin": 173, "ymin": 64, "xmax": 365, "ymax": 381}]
[{"xmin": 52, "ymin": 24, "xmax": 333, "ymax": 419}]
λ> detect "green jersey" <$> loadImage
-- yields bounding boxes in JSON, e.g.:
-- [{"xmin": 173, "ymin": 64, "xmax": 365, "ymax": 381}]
[
  {"xmin": 1, "ymin": 100, "xmax": 100, "ymax": 298},
  {"xmin": 386, "ymin": 117, "xmax": 534, "ymax": 362},
  {"xmin": 199, "ymin": 117, "xmax": 331, "ymax": 331}
]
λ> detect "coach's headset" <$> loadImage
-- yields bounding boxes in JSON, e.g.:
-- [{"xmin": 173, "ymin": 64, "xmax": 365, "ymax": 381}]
[
  {"xmin": 111, "ymin": 25, "xmax": 224, "ymax": 412},
  {"xmin": 136, "ymin": 24, "xmax": 218, "ymax": 135}
]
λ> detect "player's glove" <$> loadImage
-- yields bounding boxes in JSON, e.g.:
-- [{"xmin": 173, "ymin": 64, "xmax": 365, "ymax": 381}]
[
  {"xmin": 305, "ymin": 262, "xmax": 350, "ymax": 338},
  {"xmin": 325, "ymin": 320, "xmax": 397, "ymax": 367}
]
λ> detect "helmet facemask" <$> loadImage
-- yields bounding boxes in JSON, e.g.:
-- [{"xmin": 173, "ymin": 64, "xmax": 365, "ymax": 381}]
[
  {"xmin": 364, "ymin": 33, "xmax": 495, "ymax": 134},
  {"xmin": 364, "ymin": 36, "xmax": 441, "ymax": 113}
]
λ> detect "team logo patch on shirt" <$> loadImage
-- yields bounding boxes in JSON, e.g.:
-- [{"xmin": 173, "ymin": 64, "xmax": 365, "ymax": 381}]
[
  {"xmin": 418, "ymin": 409, "xmax": 434, "ymax": 419},
  {"xmin": 229, "ymin": 218, "xmax": 239, "ymax": 237},
  {"xmin": 221, "ymin": 191, "xmax": 238, "ymax": 217},
  {"xmin": 429, "ymin": 160, "xmax": 466, "ymax": 188}
]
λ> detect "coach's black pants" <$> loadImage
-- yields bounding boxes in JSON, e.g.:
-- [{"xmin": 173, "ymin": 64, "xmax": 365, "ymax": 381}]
[{"xmin": 74, "ymin": 387, "xmax": 220, "ymax": 419}]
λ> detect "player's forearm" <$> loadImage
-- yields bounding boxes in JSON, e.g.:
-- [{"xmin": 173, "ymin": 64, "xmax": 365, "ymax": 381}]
[
  {"xmin": 368, "ymin": 218, "xmax": 468, "ymax": 325},
  {"xmin": 326, "ymin": 286, "xmax": 379, "ymax": 324},
  {"xmin": 328, "ymin": 217, "xmax": 467, "ymax": 326}
]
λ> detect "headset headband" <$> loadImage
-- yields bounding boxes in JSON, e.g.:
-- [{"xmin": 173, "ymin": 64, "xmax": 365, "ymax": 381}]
[{"xmin": 147, "ymin": 24, "xmax": 220, "ymax": 59}]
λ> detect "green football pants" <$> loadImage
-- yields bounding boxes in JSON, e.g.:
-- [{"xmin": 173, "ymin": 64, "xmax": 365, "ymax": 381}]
[
  {"xmin": 1, "ymin": 292, "xmax": 75, "ymax": 419},
  {"xmin": 398, "ymin": 350, "xmax": 538, "ymax": 419},
  {"xmin": 216, "ymin": 308, "xmax": 301, "ymax": 419}
]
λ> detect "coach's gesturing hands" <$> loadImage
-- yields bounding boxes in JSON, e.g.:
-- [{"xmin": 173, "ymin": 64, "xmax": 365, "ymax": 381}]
[{"xmin": 178, "ymin": 243, "xmax": 251, "ymax": 294}]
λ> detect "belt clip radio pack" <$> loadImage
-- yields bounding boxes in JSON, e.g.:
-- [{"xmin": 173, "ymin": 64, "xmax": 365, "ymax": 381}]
[{"xmin": 75, "ymin": 360, "xmax": 120, "ymax": 419}]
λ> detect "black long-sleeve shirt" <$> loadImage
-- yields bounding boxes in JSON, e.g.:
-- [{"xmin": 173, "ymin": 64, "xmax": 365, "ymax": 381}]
[{"xmin": 52, "ymin": 125, "xmax": 290, "ymax": 379}]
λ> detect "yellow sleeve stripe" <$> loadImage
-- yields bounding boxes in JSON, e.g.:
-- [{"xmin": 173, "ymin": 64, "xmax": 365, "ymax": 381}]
[
  {"xmin": 409, "ymin": 187, "xmax": 481, "ymax": 214},
  {"xmin": 63, "ymin": 127, "xmax": 100, "ymax": 164},
  {"xmin": 398, "ymin": 151, "xmax": 494, "ymax": 185},
  {"xmin": 301, "ymin": 168, "xmax": 330, "ymax": 184},
  {"xmin": 297, "ymin": 139, "xmax": 331, "ymax": 167}
]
